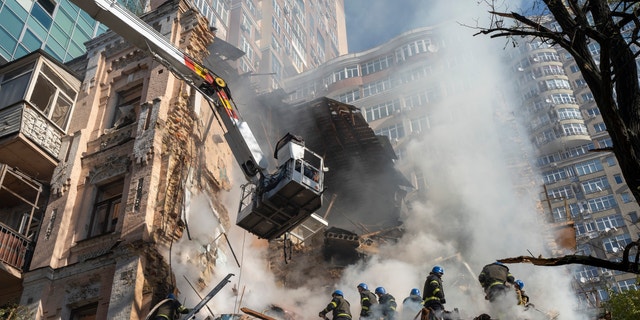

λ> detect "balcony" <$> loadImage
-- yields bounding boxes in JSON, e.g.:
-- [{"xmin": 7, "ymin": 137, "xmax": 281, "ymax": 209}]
[
  {"xmin": 0, "ymin": 163, "xmax": 44, "ymax": 279},
  {"xmin": 0, "ymin": 101, "xmax": 64, "ymax": 181}
]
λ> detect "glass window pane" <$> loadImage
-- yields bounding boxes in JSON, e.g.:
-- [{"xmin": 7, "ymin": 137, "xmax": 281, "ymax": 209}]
[
  {"xmin": 30, "ymin": 2, "xmax": 52, "ymax": 29},
  {"xmin": 51, "ymin": 23, "xmax": 70, "ymax": 47},
  {"xmin": 0, "ymin": 7, "xmax": 25, "ymax": 39},
  {"xmin": 29, "ymin": 74, "xmax": 56, "ymax": 114},
  {"xmin": 0, "ymin": 72, "xmax": 31, "ymax": 109},
  {"xmin": 0, "ymin": 28, "xmax": 18, "ymax": 59},
  {"xmin": 21, "ymin": 29, "xmax": 43, "ymax": 52},
  {"xmin": 51, "ymin": 94, "xmax": 72, "ymax": 128}
]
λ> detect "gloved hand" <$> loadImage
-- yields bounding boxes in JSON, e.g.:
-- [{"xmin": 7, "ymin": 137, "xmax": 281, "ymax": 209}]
[
  {"xmin": 440, "ymin": 298, "xmax": 446, "ymax": 304},
  {"xmin": 319, "ymin": 312, "xmax": 325, "ymax": 318}
]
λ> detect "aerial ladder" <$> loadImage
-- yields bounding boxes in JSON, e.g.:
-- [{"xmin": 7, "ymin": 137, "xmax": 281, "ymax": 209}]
[{"xmin": 70, "ymin": 0, "xmax": 325, "ymax": 240}]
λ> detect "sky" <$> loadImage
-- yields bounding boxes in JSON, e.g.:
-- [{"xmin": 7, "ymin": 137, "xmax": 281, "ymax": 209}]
[
  {"xmin": 344, "ymin": 0, "xmax": 434, "ymax": 52},
  {"xmin": 344, "ymin": 0, "xmax": 470, "ymax": 53},
  {"xmin": 164, "ymin": 1, "xmax": 590, "ymax": 319}
]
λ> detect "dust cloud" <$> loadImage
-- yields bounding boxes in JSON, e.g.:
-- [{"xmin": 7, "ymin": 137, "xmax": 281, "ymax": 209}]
[{"xmin": 167, "ymin": 1, "xmax": 587, "ymax": 320}]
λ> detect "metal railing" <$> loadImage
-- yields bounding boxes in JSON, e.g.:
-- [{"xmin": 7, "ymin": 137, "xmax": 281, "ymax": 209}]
[{"xmin": 0, "ymin": 222, "xmax": 31, "ymax": 270}]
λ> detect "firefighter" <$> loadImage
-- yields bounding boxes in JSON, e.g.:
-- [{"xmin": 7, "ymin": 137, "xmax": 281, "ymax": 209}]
[
  {"xmin": 319, "ymin": 290, "xmax": 352, "ymax": 320},
  {"xmin": 154, "ymin": 293, "xmax": 190, "ymax": 320},
  {"xmin": 375, "ymin": 287, "xmax": 398, "ymax": 320},
  {"xmin": 422, "ymin": 266, "xmax": 446, "ymax": 320},
  {"xmin": 478, "ymin": 261, "xmax": 515, "ymax": 303},
  {"xmin": 357, "ymin": 283, "xmax": 378, "ymax": 319},
  {"xmin": 514, "ymin": 280, "xmax": 531, "ymax": 308},
  {"xmin": 401, "ymin": 288, "xmax": 423, "ymax": 320}
]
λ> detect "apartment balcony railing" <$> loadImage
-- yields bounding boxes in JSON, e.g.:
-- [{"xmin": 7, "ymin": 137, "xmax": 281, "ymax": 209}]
[{"xmin": 0, "ymin": 222, "xmax": 31, "ymax": 271}]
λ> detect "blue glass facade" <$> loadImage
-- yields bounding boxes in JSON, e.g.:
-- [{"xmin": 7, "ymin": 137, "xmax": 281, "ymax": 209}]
[{"xmin": 0, "ymin": 0, "xmax": 144, "ymax": 63}]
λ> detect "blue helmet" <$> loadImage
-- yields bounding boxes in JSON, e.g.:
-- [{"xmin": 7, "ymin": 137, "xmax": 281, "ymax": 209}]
[
  {"xmin": 167, "ymin": 293, "xmax": 176, "ymax": 300},
  {"xmin": 410, "ymin": 288, "xmax": 421, "ymax": 296},
  {"xmin": 357, "ymin": 283, "xmax": 368, "ymax": 290},
  {"xmin": 432, "ymin": 265, "xmax": 444, "ymax": 275},
  {"xmin": 375, "ymin": 287, "xmax": 386, "ymax": 295},
  {"xmin": 494, "ymin": 261, "xmax": 505, "ymax": 266},
  {"xmin": 515, "ymin": 280, "xmax": 524, "ymax": 289},
  {"xmin": 333, "ymin": 289, "xmax": 344, "ymax": 297}
]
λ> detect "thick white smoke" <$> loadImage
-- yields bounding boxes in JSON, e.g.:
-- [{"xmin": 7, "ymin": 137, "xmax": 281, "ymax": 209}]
[{"xmin": 165, "ymin": 1, "xmax": 587, "ymax": 320}]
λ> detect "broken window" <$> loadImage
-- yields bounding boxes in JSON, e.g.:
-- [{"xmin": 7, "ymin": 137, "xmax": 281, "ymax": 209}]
[
  {"xmin": 27, "ymin": 62, "xmax": 77, "ymax": 130},
  {"xmin": 109, "ymin": 84, "xmax": 141, "ymax": 129},
  {"xmin": 88, "ymin": 179, "xmax": 123, "ymax": 238}
]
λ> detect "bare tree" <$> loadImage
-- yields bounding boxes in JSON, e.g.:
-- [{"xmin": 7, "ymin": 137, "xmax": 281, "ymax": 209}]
[{"xmin": 475, "ymin": 0, "xmax": 640, "ymax": 204}]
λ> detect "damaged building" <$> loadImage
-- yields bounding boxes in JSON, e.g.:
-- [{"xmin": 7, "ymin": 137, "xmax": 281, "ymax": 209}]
[{"xmin": 0, "ymin": 1, "xmax": 237, "ymax": 318}]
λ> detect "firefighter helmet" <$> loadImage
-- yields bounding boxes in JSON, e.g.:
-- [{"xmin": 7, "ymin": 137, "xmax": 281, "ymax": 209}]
[
  {"xmin": 410, "ymin": 288, "xmax": 421, "ymax": 296},
  {"xmin": 515, "ymin": 280, "xmax": 524, "ymax": 289},
  {"xmin": 432, "ymin": 265, "xmax": 444, "ymax": 275},
  {"xmin": 375, "ymin": 287, "xmax": 386, "ymax": 295},
  {"xmin": 357, "ymin": 283, "xmax": 368, "ymax": 290},
  {"xmin": 333, "ymin": 290, "xmax": 344, "ymax": 297}
]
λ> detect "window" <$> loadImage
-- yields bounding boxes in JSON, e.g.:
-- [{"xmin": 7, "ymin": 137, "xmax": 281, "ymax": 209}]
[
  {"xmin": 593, "ymin": 122, "xmax": 606, "ymax": 132},
  {"xmin": 618, "ymin": 279, "xmax": 638, "ymax": 292},
  {"xmin": 588, "ymin": 194, "xmax": 617, "ymax": 213},
  {"xmin": 364, "ymin": 100, "xmax": 401, "ymax": 122},
  {"xmin": 621, "ymin": 193, "xmax": 632, "ymax": 203},
  {"xmin": 375, "ymin": 123, "xmax": 405, "ymax": 140},
  {"xmin": 602, "ymin": 234, "xmax": 631, "ymax": 253},
  {"xmin": 410, "ymin": 116, "xmax": 430, "ymax": 133},
  {"xmin": 336, "ymin": 89, "xmax": 360, "ymax": 103},
  {"xmin": 595, "ymin": 214, "xmax": 625, "ymax": 231},
  {"xmin": 613, "ymin": 174, "xmax": 623, "ymax": 184},
  {"xmin": 70, "ymin": 302, "xmax": 98, "ymax": 320},
  {"xmin": 110, "ymin": 84, "xmax": 141, "ymax": 129},
  {"xmin": 569, "ymin": 65, "xmax": 580, "ymax": 73},
  {"xmin": 89, "ymin": 179, "xmax": 124, "ymax": 238},
  {"xmin": 581, "ymin": 176, "xmax": 609, "ymax": 194},
  {"xmin": 362, "ymin": 78, "xmax": 392, "ymax": 97},
  {"xmin": 28, "ymin": 62, "xmax": 77, "ymax": 129},
  {"xmin": 574, "ymin": 159, "xmax": 603, "ymax": 176},
  {"xmin": 360, "ymin": 55, "xmax": 393, "ymax": 76},
  {"xmin": 629, "ymin": 211, "xmax": 638, "ymax": 224},
  {"xmin": 581, "ymin": 92, "xmax": 595, "ymax": 103},
  {"xmin": 0, "ymin": 63, "xmax": 34, "ymax": 109},
  {"xmin": 556, "ymin": 108, "xmax": 582, "ymax": 120},
  {"xmin": 547, "ymin": 185, "xmax": 574, "ymax": 200}
]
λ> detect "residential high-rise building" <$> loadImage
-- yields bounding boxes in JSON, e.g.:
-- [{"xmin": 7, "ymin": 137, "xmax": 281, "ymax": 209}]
[
  {"xmin": 0, "ymin": 0, "xmax": 148, "ymax": 64},
  {"xmin": 223, "ymin": 0, "xmax": 348, "ymax": 92}
]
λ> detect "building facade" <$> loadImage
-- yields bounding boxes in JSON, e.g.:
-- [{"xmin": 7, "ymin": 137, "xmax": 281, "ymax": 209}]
[
  {"xmin": 224, "ymin": 0, "xmax": 347, "ymax": 92},
  {"xmin": 0, "ymin": 1, "xmax": 236, "ymax": 318}
]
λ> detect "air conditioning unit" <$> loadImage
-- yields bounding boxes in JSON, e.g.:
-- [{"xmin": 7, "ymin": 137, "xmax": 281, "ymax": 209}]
[{"xmin": 601, "ymin": 271, "xmax": 612, "ymax": 277}]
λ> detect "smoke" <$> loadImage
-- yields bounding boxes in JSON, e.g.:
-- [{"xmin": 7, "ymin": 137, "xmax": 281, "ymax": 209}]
[{"xmin": 163, "ymin": 1, "xmax": 588, "ymax": 320}]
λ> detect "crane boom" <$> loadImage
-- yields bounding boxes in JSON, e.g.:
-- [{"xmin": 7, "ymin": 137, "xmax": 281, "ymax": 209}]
[{"xmin": 70, "ymin": 0, "xmax": 325, "ymax": 240}]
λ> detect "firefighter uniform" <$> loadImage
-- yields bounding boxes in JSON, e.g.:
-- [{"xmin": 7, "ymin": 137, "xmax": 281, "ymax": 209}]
[
  {"xmin": 378, "ymin": 292, "xmax": 398, "ymax": 320},
  {"xmin": 478, "ymin": 262, "xmax": 515, "ymax": 302},
  {"xmin": 320, "ymin": 293, "xmax": 352, "ymax": 320},
  {"xmin": 359, "ymin": 288, "xmax": 378, "ymax": 318}
]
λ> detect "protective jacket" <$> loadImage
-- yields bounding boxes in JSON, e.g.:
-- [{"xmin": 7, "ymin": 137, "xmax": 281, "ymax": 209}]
[
  {"xmin": 422, "ymin": 273, "xmax": 445, "ymax": 310},
  {"xmin": 154, "ymin": 299, "xmax": 189, "ymax": 320},
  {"xmin": 516, "ymin": 288, "xmax": 530, "ymax": 306},
  {"xmin": 378, "ymin": 293, "xmax": 398, "ymax": 320},
  {"xmin": 478, "ymin": 263, "xmax": 515, "ymax": 302},
  {"xmin": 359, "ymin": 289, "xmax": 378, "ymax": 317},
  {"xmin": 320, "ymin": 296, "xmax": 352, "ymax": 320}
]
